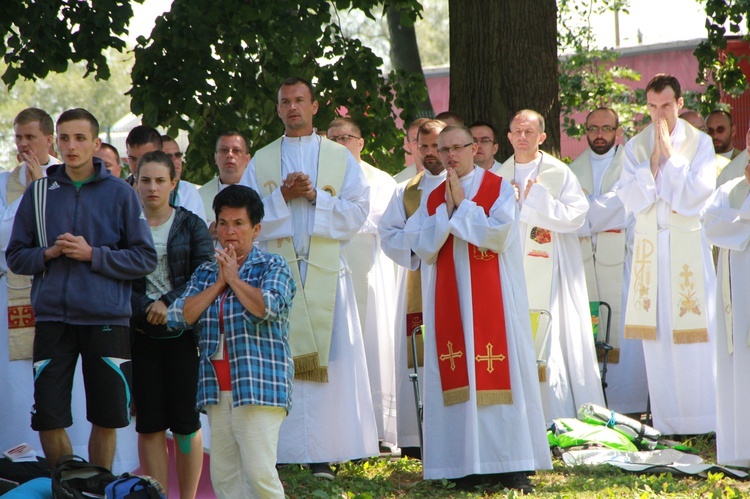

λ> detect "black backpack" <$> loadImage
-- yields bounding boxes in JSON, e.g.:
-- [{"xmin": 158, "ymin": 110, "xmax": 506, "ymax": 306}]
[{"xmin": 51, "ymin": 455, "xmax": 116, "ymax": 499}]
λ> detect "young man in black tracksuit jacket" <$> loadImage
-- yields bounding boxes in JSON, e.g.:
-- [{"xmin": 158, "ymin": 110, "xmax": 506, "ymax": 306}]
[{"xmin": 7, "ymin": 108, "xmax": 157, "ymax": 472}]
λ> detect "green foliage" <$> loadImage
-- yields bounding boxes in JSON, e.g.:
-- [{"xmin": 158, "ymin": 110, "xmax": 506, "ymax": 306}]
[
  {"xmin": 558, "ymin": 0, "xmax": 645, "ymax": 139},
  {"xmin": 696, "ymin": 0, "xmax": 750, "ymax": 112},
  {"xmin": 276, "ymin": 455, "xmax": 750, "ymax": 498},
  {"xmin": 0, "ymin": 0, "xmax": 142, "ymax": 87},
  {"xmin": 0, "ymin": 52, "xmax": 132, "ymax": 166},
  {"xmin": 129, "ymin": 0, "xmax": 425, "ymax": 183}
]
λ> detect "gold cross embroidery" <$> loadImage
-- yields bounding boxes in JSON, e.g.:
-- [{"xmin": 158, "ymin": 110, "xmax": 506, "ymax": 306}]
[
  {"xmin": 475, "ymin": 342, "xmax": 505, "ymax": 373},
  {"xmin": 439, "ymin": 341, "xmax": 463, "ymax": 371},
  {"xmin": 680, "ymin": 264, "xmax": 694, "ymax": 288}
]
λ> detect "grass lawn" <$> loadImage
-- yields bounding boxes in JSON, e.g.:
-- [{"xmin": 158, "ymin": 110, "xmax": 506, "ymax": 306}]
[{"xmin": 278, "ymin": 434, "xmax": 750, "ymax": 498}]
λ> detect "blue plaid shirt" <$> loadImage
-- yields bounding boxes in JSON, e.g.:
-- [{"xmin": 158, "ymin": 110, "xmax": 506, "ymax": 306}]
[{"xmin": 168, "ymin": 246, "xmax": 296, "ymax": 412}]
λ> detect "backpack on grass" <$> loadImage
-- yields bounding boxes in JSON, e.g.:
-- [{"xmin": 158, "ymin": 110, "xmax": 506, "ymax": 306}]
[
  {"xmin": 105, "ymin": 473, "xmax": 165, "ymax": 499},
  {"xmin": 51, "ymin": 455, "xmax": 116, "ymax": 499}
]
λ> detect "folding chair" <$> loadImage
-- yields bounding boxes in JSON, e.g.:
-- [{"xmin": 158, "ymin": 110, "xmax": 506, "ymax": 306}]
[
  {"xmin": 409, "ymin": 325, "xmax": 424, "ymax": 457},
  {"xmin": 530, "ymin": 309, "xmax": 552, "ymax": 382},
  {"xmin": 592, "ymin": 301, "xmax": 613, "ymax": 406}
]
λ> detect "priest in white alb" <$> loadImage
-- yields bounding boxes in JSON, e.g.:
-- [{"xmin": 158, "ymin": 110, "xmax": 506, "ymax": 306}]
[
  {"xmin": 240, "ymin": 78, "xmax": 378, "ymax": 479},
  {"xmin": 617, "ymin": 73, "xmax": 716, "ymax": 435},
  {"xmin": 569, "ymin": 107, "xmax": 648, "ymax": 415},
  {"xmin": 702, "ymin": 162, "xmax": 750, "ymax": 465},
  {"xmin": 404, "ymin": 125, "xmax": 550, "ymax": 493},
  {"xmin": 327, "ymin": 117, "xmax": 398, "ymax": 449},
  {"xmin": 378, "ymin": 119, "xmax": 447, "ymax": 459},
  {"xmin": 497, "ymin": 109, "xmax": 604, "ymax": 422}
]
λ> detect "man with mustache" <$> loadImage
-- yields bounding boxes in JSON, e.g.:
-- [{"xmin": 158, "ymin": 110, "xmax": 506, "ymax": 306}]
[
  {"xmin": 569, "ymin": 107, "xmax": 647, "ymax": 416},
  {"xmin": 706, "ymin": 110, "xmax": 741, "ymax": 161},
  {"xmin": 378, "ymin": 119, "xmax": 446, "ymax": 460}
]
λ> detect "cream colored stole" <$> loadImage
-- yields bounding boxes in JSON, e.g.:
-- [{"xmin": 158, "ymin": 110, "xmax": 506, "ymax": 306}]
[
  {"xmin": 254, "ymin": 136, "xmax": 348, "ymax": 382},
  {"xmin": 570, "ymin": 147, "xmax": 626, "ymax": 362},
  {"xmin": 624, "ymin": 123, "xmax": 708, "ymax": 343},
  {"xmin": 720, "ymin": 179, "xmax": 750, "ymax": 354},
  {"xmin": 6, "ymin": 166, "xmax": 34, "ymax": 360},
  {"xmin": 497, "ymin": 157, "xmax": 565, "ymax": 313}
]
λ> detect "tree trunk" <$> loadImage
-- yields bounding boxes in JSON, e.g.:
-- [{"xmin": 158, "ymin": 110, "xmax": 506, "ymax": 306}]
[
  {"xmin": 448, "ymin": 0, "xmax": 560, "ymax": 161},
  {"xmin": 387, "ymin": 5, "xmax": 435, "ymax": 118}
]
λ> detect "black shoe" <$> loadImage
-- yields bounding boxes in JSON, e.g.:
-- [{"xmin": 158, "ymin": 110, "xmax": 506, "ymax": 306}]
[
  {"xmin": 496, "ymin": 471, "xmax": 533, "ymax": 494},
  {"xmin": 450, "ymin": 474, "xmax": 494, "ymax": 491},
  {"xmin": 309, "ymin": 462, "xmax": 335, "ymax": 480}
]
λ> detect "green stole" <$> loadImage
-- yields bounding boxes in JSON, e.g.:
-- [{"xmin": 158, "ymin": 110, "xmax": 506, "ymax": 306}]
[{"xmin": 254, "ymin": 136, "xmax": 347, "ymax": 382}]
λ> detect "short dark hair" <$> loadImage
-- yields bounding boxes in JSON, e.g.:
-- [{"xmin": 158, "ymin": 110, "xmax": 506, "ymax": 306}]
[
  {"xmin": 586, "ymin": 107, "xmax": 620, "ymax": 128},
  {"xmin": 14, "ymin": 108, "xmax": 54, "ymax": 136},
  {"xmin": 707, "ymin": 109, "xmax": 733, "ymax": 125},
  {"xmin": 417, "ymin": 119, "xmax": 447, "ymax": 142},
  {"xmin": 279, "ymin": 77, "xmax": 316, "ymax": 102},
  {"xmin": 213, "ymin": 185, "xmax": 264, "ymax": 226},
  {"xmin": 435, "ymin": 111, "xmax": 465, "ymax": 125},
  {"xmin": 645, "ymin": 73, "xmax": 682, "ymax": 100},
  {"xmin": 215, "ymin": 131, "xmax": 249, "ymax": 153},
  {"xmin": 161, "ymin": 134, "xmax": 178, "ymax": 145},
  {"xmin": 126, "ymin": 125, "xmax": 162, "ymax": 149},
  {"xmin": 136, "ymin": 150, "xmax": 176, "ymax": 180},
  {"xmin": 57, "ymin": 108, "xmax": 99, "ymax": 137},
  {"xmin": 440, "ymin": 124, "xmax": 473, "ymax": 143},
  {"xmin": 468, "ymin": 120, "xmax": 498, "ymax": 141},
  {"xmin": 99, "ymin": 142, "xmax": 120, "ymax": 160}
]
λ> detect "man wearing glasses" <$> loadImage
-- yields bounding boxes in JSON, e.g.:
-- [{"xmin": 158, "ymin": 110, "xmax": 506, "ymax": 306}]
[
  {"xmin": 199, "ymin": 132, "xmax": 251, "ymax": 228},
  {"xmin": 569, "ymin": 108, "xmax": 647, "ymax": 416},
  {"xmin": 162, "ymin": 134, "xmax": 206, "ymax": 222},
  {"xmin": 706, "ymin": 110, "xmax": 741, "ymax": 161},
  {"xmin": 326, "ymin": 117, "xmax": 398, "ymax": 452},
  {"xmin": 497, "ymin": 109, "xmax": 604, "ymax": 423},
  {"xmin": 403, "ymin": 125, "xmax": 550, "ymax": 493},
  {"xmin": 469, "ymin": 121, "xmax": 501, "ymax": 173},
  {"xmin": 378, "ymin": 119, "xmax": 446, "ymax": 461}
]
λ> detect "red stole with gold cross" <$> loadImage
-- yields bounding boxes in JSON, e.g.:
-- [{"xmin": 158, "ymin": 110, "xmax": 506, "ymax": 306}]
[{"xmin": 426, "ymin": 171, "xmax": 513, "ymax": 406}]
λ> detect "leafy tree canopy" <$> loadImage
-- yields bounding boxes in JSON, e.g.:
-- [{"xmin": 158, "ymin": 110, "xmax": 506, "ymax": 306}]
[
  {"xmin": 129, "ymin": 0, "xmax": 427, "ymax": 182},
  {"xmin": 557, "ymin": 0, "xmax": 645, "ymax": 140},
  {"xmin": 695, "ymin": 0, "xmax": 750, "ymax": 113},
  {"xmin": 1, "ymin": 0, "xmax": 141, "ymax": 86}
]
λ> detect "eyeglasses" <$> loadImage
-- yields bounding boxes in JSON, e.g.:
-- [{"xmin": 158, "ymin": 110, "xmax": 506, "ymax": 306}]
[
  {"xmin": 586, "ymin": 125, "xmax": 616, "ymax": 134},
  {"xmin": 166, "ymin": 152, "xmax": 183, "ymax": 159},
  {"xmin": 328, "ymin": 134, "xmax": 360, "ymax": 143},
  {"xmin": 707, "ymin": 126, "xmax": 727, "ymax": 135},
  {"xmin": 438, "ymin": 143, "xmax": 473, "ymax": 155},
  {"xmin": 216, "ymin": 147, "xmax": 246, "ymax": 156},
  {"xmin": 473, "ymin": 138, "xmax": 495, "ymax": 145}
]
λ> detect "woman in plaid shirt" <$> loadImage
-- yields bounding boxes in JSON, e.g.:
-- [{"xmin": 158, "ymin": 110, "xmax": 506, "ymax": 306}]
[{"xmin": 168, "ymin": 185, "xmax": 296, "ymax": 499}]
